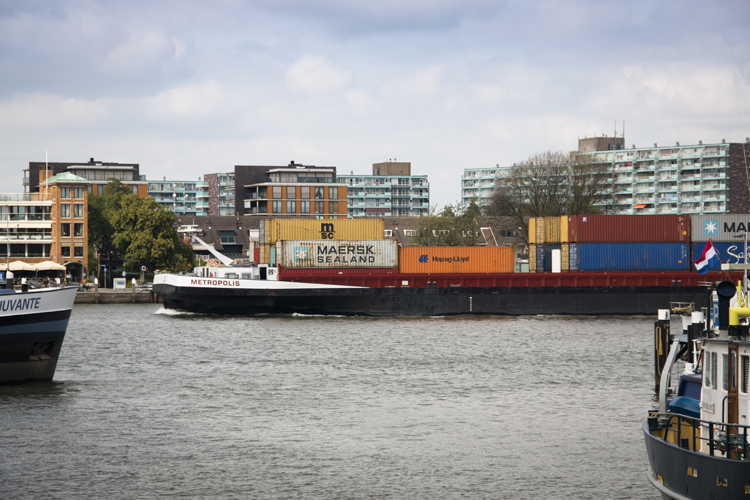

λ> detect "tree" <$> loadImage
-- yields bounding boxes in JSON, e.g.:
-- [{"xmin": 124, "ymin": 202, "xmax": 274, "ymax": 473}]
[
  {"xmin": 111, "ymin": 195, "xmax": 195, "ymax": 272},
  {"xmin": 486, "ymin": 151, "xmax": 610, "ymax": 242},
  {"xmin": 88, "ymin": 179, "xmax": 134, "ymax": 281},
  {"xmin": 412, "ymin": 204, "xmax": 480, "ymax": 247}
]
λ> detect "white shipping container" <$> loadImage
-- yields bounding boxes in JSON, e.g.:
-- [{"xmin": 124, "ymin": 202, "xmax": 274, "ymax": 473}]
[
  {"xmin": 691, "ymin": 214, "xmax": 750, "ymax": 242},
  {"xmin": 280, "ymin": 240, "xmax": 398, "ymax": 268}
]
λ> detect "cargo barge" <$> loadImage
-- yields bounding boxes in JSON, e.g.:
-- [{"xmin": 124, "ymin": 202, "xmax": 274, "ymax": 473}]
[{"xmin": 154, "ymin": 268, "xmax": 737, "ymax": 317}]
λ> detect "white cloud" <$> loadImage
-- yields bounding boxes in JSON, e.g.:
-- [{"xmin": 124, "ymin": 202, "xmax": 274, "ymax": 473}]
[
  {"xmin": 150, "ymin": 81, "xmax": 228, "ymax": 120},
  {"xmin": 104, "ymin": 29, "xmax": 178, "ymax": 76},
  {"xmin": 380, "ymin": 66, "xmax": 445, "ymax": 100},
  {"xmin": 0, "ymin": 93, "xmax": 110, "ymax": 129},
  {"xmin": 285, "ymin": 54, "xmax": 354, "ymax": 94}
]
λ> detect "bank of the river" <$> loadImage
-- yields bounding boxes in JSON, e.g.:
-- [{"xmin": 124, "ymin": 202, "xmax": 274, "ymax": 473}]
[{"xmin": 74, "ymin": 290, "xmax": 158, "ymax": 304}]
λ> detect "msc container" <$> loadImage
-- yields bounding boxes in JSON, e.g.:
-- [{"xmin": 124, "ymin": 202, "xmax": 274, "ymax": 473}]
[
  {"xmin": 691, "ymin": 215, "xmax": 750, "ymax": 243},
  {"xmin": 692, "ymin": 241, "xmax": 749, "ymax": 272},
  {"xmin": 263, "ymin": 219, "xmax": 384, "ymax": 244},
  {"xmin": 575, "ymin": 243, "xmax": 690, "ymax": 271},
  {"xmin": 567, "ymin": 215, "xmax": 690, "ymax": 243},
  {"xmin": 528, "ymin": 217, "xmax": 568, "ymax": 244},
  {"xmin": 279, "ymin": 240, "xmax": 398, "ymax": 268},
  {"xmin": 399, "ymin": 246, "xmax": 515, "ymax": 274}
]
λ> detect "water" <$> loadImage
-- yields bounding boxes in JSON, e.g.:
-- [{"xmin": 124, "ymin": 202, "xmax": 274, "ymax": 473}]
[{"xmin": 1, "ymin": 304, "xmax": 660, "ymax": 499}]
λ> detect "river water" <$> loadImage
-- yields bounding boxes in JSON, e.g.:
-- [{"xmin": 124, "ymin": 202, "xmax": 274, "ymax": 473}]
[{"xmin": 1, "ymin": 304, "xmax": 661, "ymax": 500}]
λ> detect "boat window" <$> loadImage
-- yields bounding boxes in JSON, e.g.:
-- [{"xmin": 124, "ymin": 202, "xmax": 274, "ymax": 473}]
[
  {"xmin": 722, "ymin": 354, "xmax": 728, "ymax": 391},
  {"xmin": 704, "ymin": 352, "xmax": 712, "ymax": 388},
  {"xmin": 730, "ymin": 352, "xmax": 737, "ymax": 392},
  {"xmin": 711, "ymin": 352, "xmax": 717, "ymax": 389},
  {"xmin": 741, "ymin": 355, "xmax": 749, "ymax": 394}
]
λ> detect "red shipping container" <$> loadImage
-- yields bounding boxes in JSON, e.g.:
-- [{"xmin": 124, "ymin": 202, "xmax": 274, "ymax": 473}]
[
  {"xmin": 279, "ymin": 268, "xmax": 399, "ymax": 277},
  {"xmin": 253, "ymin": 248, "xmax": 260, "ymax": 263},
  {"xmin": 567, "ymin": 215, "xmax": 690, "ymax": 243}
]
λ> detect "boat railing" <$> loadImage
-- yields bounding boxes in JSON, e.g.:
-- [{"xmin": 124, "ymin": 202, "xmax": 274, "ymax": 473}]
[{"xmin": 650, "ymin": 412, "xmax": 750, "ymax": 460}]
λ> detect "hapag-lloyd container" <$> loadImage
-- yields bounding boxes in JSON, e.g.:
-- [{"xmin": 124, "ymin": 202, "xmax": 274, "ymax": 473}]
[
  {"xmin": 691, "ymin": 241, "xmax": 750, "ymax": 272},
  {"xmin": 567, "ymin": 215, "xmax": 690, "ymax": 243},
  {"xmin": 570, "ymin": 243, "xmax": 689, "ymax": 271},
  {"xmin": 278, "ymin": 240, "xmax": 398, "ymax": 268},
  {"xmin": 399, "ymin": 246, "xmax": 515, "ymax": 274},
  {"xmin": 263, "ymin": 219, "xmax": 384, "ymax": 244},
  {"xmin": 691, "ymin": 215, "xmax": 750, "ymax": 243}
]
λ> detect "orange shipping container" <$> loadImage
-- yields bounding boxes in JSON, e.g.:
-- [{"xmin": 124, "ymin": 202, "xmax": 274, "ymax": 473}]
[{"xmin": 399, "ymin": 246, "xmax": 515, "ymax": 274}]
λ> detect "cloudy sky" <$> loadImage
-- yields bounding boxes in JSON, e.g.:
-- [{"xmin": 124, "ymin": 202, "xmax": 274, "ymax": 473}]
[{"xmin": 1, "ymin": 0, "xmax": 749, "ymax": 207}]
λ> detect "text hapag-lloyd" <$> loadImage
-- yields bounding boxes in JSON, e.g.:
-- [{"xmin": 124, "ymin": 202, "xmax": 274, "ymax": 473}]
[
  {"xmin": 316, "ymin": 245, "xmax": 377, "ymax": 264},
  {"xmin": 426, "ymin": 256, "xmax": 470, "ymax": 263},
  {"xmin": 0, "ymin": 297, "xmax": 41, "ymax": 312}
]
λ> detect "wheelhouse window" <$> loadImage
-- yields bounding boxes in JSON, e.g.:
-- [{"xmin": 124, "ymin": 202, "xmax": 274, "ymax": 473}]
[
  {"xmin": 711, "ymin": 352, "xmax": 717, "ymax": 389},
  {"xmin": 723, "ymin": 353, "xmax": 729, "ymax": 391}
]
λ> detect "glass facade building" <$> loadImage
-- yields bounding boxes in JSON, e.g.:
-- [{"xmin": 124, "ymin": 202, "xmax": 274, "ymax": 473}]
[{"xmin": 148, "ymin": 180, "xmax": 210, "ymax": 216}]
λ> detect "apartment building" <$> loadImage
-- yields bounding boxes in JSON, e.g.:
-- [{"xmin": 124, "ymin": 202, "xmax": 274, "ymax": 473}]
[
  {"xmin": 584, "ymin": 139, "xmax": 750, "ymax": 214},
  {"xmin": 242, "ymin": 163, "xmax": 347, "ymax": 219},
  {"xmin": 148, "ymin": 179, "xmax": 210, "ymax": 216},
  {"xmin": 203, "ymin": 172, "xmax": 235, "ymax": 216},
  {"xmin": 25, "ymin": 158, "xmax": 147, "ymax": 196},
  {"xmin": 337, "ymin": 162, "xmax": 429, "ymax": 218},
  {"xmin": 461, "ymin": 166, "xmax": 506, "ymax": 212},
  {"xmin": 1, "ymin": 172, "xmax": 90, "ymax": 280}
]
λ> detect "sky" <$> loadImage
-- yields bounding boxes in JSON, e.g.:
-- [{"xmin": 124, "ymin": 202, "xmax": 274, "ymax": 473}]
[{"xmin": 1, "ymin": 0, "xmax": 749, "ymax": 208}]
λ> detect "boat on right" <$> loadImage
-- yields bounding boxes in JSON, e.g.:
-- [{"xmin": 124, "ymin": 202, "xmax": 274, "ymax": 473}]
[{"xmin": 643, "ymin": 279, "xmax": 750, "ymax": 499}]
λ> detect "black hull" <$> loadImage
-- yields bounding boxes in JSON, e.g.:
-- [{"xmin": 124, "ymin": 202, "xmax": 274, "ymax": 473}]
[
  {"xmin": 0, "ymin": 310, "xmax": 71, "ymax": 383},
  {"xmin": 155, "ymin": 283, "xmax": 711, "ymax": 316},
  {"xmin": 642, "ymin": 421, "xmax": 750, "ymax": 500}
]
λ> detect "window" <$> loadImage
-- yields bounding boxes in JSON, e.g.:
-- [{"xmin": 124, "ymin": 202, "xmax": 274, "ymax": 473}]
[
  {"xmin": 272, "ymin": 201, "xmax": 282, "ymax": 214},
  {"xmin": 74, "ymin": 246, "xmax": 83, "ymax": 257},
  {"xmin": 218, "ymin": 230, "xmax": 235, "ymax": 244},
  {"xmin": 61, "ymin": 204, "xmax": 71, "ymax": 218},
  {"xmin": 328, "ymin": 201, "xmax": 337, "ymax": 214},
  {"xmin": 73, "ymin": 187, "xmax": 84, "ymax": 199},
  {"xmin": 61, "ymin": 223, "xmax": 71, "ymax": 237},
  {"xmin": 741, "ymin": 355, "xmax": 749, "ymax": 394},
  {"xmin": 723, "ymin": 354, "xmax": 728, "ymax": 391},
  {"xmin": 74, "ymin": 204, "xmax": 84, "ymax": 218},
  {"xmin": 384, "ymin": 230, "xmax": 393, "ymax": 237},
  {"xmin": 61, "ymin": 246, "xmax": 71, "ymax": 257},
  {"xmin": 300, "ymin": 201, "xmax": 310, "ymax": 214},
  {"xmin": 287, "ymin": 186, "xmax": 296, "ymax": 199},
  {"xmin": 314, "ymin": 186, "xmax": 324, "ymax": 199},
  {"xmin": 88, "ymin": 184, "xmax": 93, "ymax": 193},
  {"xmin": 131, "ymin": 185, "xmax": 138, "ymax": 194},
  {"xmin": 286, "ymin": 201, "xmax": 296, "ymax": 214},
  {"xmin": 328, "ymin": 187, "xmax": 338, "ymax": 199},
  {"xmin": 60, "ymin": 187, "xmax": 70, "ymax": 199},
  {"xmin": 273, "ymin": 187, "xmax": 282, "ymax": 199},
  {"xmin": 404, "ymin": 230, "xmax": 416, "ymax": 237},
  {"xmin": 315, "ymin": 201, "xmax": 325, "ymax": 214},
  {"xmin": 300, "ymin": 187, "xmax": 310, "ymax": 199},
  {"xmin": 730, "ymin": 352, "xmax": 737, "ymax": 392}
]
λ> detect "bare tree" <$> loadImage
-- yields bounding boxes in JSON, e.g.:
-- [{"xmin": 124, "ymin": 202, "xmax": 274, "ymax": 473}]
[{"xmin": 487, "ymin": 151, "xmax": 610, "ymax": 242}]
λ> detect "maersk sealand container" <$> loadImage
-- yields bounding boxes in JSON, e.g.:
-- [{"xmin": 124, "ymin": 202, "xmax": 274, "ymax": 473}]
[
  {"xmin": 691, "ymin": 241, "xmax": 750, "ymax": 272},
  {"xmin": 571, "ymin": 243, "xmax": 690, "ymax": 271}
]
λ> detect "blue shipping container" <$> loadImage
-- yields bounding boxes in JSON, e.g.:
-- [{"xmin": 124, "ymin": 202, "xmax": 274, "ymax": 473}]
[
  {"xmin": 542, "ymin": 244, "xmax": 561, "ymax": 271},
  {"xmin": 535, "ymin": 245, "xmax": 545, "ymax": 272},
  {"xmin": 569, "ymin": 243, "xmax": 579, "ymax": 271},
  {"xmin": 692, "ymin": 241, "xmax": 750, "ymax": 272},
  {"xmin": 576, "ymin": 243, "xmax": 690, "ymax": 271}
]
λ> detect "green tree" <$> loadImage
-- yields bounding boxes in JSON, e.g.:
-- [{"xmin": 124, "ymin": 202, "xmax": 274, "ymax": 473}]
[
  {"xmin": 88, "ymin": 179, "xmax": 134, "ymax": 280},
  {"xmin": 412, "ymin": 204, "xmax": 479, "ymax": 247},
  {"xmin": 111, "ymin": 195, "xmax": 195, "ymax": 272}
]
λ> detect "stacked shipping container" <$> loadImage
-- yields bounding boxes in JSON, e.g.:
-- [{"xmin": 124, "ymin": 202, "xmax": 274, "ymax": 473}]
[
  {"xmin": 399, "ymin": 247, "xmax": 515, "ymax": 274},
  {"xmin": 529, "ymin": 215, "xmax": 691, "ymax": 272}
]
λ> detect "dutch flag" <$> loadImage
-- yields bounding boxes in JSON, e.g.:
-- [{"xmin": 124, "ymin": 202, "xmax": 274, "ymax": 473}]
[{"xmin": 694, "ymin": 240, "xmax": 721, "ymax": 275}]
